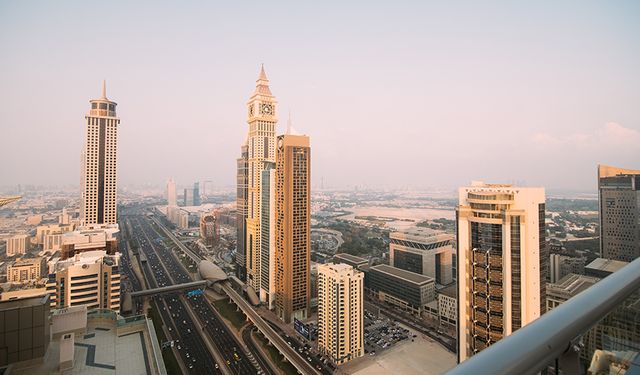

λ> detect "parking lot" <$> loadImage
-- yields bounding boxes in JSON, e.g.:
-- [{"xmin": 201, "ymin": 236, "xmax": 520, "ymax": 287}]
[{"xmin": 364, "ymin": 309, "xmax": 413, "ymax": 356}]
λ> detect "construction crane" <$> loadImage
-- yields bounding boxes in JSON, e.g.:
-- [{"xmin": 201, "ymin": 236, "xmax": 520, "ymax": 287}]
[{"xmin": 0, "ymin": 196, "xmax": 21, "ymax": 208}]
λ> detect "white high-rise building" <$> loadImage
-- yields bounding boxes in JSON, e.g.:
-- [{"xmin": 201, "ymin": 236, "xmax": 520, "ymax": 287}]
[
  {"xmin": 245, "ymin": 65, "xmax": 277, "ymax": 292},
  {"xmin": 317, "ymin": 263, "xmax": 364, "ymax": 365},
  {"xmin": 457, "ymin": 182, "xmax": 547, "ymax": 362},
  {"xmin": 80, "ymin": 81, "xmax": 120, "ymax": 225},
  {"xmin": 166, "ymin": 178, "xmax": 177, "ymax": 206}
]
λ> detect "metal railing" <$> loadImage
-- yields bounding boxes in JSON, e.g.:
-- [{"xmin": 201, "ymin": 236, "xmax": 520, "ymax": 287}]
[{"xmin": 447, "ymin": 256, "xmax": 640, "ymax": 375}]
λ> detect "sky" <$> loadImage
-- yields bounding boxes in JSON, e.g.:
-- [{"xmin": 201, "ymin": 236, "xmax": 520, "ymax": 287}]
[{"xmin": 1, "ymin": 1, "xmax": 639, "ymax": 192}]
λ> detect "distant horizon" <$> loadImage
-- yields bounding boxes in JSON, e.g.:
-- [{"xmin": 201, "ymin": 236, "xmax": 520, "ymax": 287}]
[{"xmin": 2, "ymin": 2, "xmax": 639, "ymax": 191}]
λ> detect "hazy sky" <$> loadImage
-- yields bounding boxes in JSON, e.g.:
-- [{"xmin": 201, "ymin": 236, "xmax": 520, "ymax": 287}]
[{"xmin": 1, "ymin": 1, "xmax": 639, "ymax": 192}]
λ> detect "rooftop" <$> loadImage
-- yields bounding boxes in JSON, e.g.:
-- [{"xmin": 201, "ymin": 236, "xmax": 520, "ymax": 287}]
[
  {"xmin": 370, "ymin": 264, "xmax": 434, "ymax": 285},
  {"xmin": 438, "ymin": 284, "xmax": 457, "ymax": 298},
  {"xmin": 390, "ymin": 227, "xmax": 453, "ymax": 244},
  {"xmin": 586, "ymin": 258, "xmax": 629, "ymax": 274},
  {"xmin": 11, "ymin": 309, "xmax": 165, "ymax": 375},
  {"xmin": 333, "ymin": 253, "xmax": 368, "ymax": 264},
  {"xmin": 547, "ymin": 273, "xmax": 600, "ymax": 299}
]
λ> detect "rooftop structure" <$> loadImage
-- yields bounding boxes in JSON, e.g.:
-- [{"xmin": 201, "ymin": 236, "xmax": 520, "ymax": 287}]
[
  {"xmin": 333, "ymin": 253, "xmax": 368, "ymax": 269},
  {"xmin": 389, "ymin": 227, "xmax": 454, "ymax": 285},
  {"xmin": 60, "ymin": 224, "xmax": 118, "ymax": 259},
  {"xmin": 546, "ymin": 273, "xmax": 600, "ymax": 311},
  {"xmin": 585, "ymin": 257, "xmax": 629, "ymax": 278}
]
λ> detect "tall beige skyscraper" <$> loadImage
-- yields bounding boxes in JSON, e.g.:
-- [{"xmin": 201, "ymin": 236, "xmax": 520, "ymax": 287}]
[
  {"xmin": 166, "ymin": 178, "xmax": 177, "ymax": 206},
  {"xmin": 598, "ymin": 164, "xmax": 640, "ymax": 262},
  {"xmin": 80, "ymin": 81, "xmax": 119, "ymax": 225},
  {"xmin": 317, "ymin": 263, "xmax": 364, "ymax": 365},
  {"xmin": 245, "ymin": 66, "xmax": 277, "ymax": 291},
  {"xmin": 274, "ymin": 133, "xmax": 310, "ymax": 323},
  {"xmin": 457, "ymin": 182, "xmax": 546, "ymax": 362}
]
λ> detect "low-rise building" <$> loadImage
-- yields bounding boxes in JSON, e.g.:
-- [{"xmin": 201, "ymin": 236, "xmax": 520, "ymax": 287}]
[
  {"xmin": 363, "ymin": 264, "xmax": 435, "ymax": 315},
  {"xmin": 7, "ymin": 257, "xmax": 46, "ymax": 282},
  {"xmin": 6, "ymin": 234, "xmax": 30, "ymax": 256},
  {"xmin": 438, "ymin": 284, "xmax": 457, "ymax": 327},
  {"xmin": 389, "ymin": 227, "xmax": 453, "ymax": 285},
  {"xmin": 35, "ymin": 223, "xmax": 75, "ymax": 245}
]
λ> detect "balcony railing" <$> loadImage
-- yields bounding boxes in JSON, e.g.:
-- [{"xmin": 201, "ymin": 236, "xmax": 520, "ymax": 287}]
[{"xmin": 447, "ymin": 256, "xmax": 640, "ymax": 375}]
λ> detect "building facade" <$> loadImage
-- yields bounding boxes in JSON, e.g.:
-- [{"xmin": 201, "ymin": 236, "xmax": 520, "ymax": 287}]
[
  {"xmin": 236, "ymin": 143, "xmax": 249, "ymax": 281},
  {"xmin": 389, "ymin": 227, "xmax": 454, "ymax": 285},
  {"xmin": 274, "ymin": 134, "xmax": 310, "ymax": 323},
  {"xmin": 80, "ymin": 81, "xmax": 119, "ymax": 225},
  {"xmin": 245, "ymin": 66, "xmax": 278, "ymax": 292},
  {"xmin": 457, "ymin": 182, "xmax": 547, "ymax": 361},
  {"xmin": 5, "ymin": 234, "xmax": 30, "ymax": 256},
  {"xmin": 598, "ymin": 164, "xmax": 640, "ymax": 262},
  {"xmin": 46, "ymin": 250, "xmax": 120, "ymax": 311},
  {"xmin": 550, "ymin": 254, "xmax": 586, "ymax": 283},
  {"xmin": 363, "ymin": 264, "xmax": 435, "ymax": 315},
  {"xmin": 317, "ymin": 263, "xmax": 364, "ymax": 365},
  {"xmin": 260, "ymin": 162, "xmax": 276, "ymax": 308},
  {"xmin": 7, "ymin": 258, "xmax": 46, "ymax": 283}
]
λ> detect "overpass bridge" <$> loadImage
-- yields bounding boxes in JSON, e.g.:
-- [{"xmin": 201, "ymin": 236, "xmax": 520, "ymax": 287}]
[
  {"xmin": 130, "ymin": 280, "xmax": 209, "ymax": 298},
  {"xmin": 220, "ymin": 282, "xmax": 321, "ymax": 375}
]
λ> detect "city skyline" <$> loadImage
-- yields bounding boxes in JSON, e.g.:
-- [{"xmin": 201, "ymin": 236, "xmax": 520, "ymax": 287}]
[{"xmin": 2, "ymin": 2, "xmax": 639, "ymax": 191}]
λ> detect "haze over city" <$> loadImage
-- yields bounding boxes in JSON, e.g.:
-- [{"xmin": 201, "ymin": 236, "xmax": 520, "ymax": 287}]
[{"xmin": 2, "ymin": 1, "xmax": 639, "ymax": 191}]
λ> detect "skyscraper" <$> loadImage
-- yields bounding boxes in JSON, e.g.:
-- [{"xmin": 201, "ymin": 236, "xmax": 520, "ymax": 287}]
[
  {"xmin": 166, "ymin": 178, "xmax": 177, "ymax": 206},
  {"xmin": 457, "ymin": 182, "xmax": 546, "ymax": 362},
  {"xmin": 598, "ymin": 164, "xmax": 640, "ymax": 262},
  {"xmin": 260, "ymin": 162, "xmax": 276, "ymax": 308},
  {"xmin": 236, "ymin": 142, "xmax": 249, "ymax": 280},
  {"xmin": 80, "ymin": 81, "xmax": 119, "ymax": 225},
  {"xmin": 193, "ymin": 182, "xmax": 201, "ymax": 206},
  {"xmin": 317, "ymin": 263, "xmax": 364, "ymax": 365},
  {"xmin": 245, "ymin": 65, "xmax": 277, "ymax": 292},
  {"xmin": 274, "ymin": 133, "xmax": 310, "ymax": 323}
]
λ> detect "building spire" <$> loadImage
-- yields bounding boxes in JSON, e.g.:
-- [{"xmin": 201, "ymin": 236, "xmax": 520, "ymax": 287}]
[
  {"xmin": 254, "ymin": 64, "xmax": 272, "ymax": 96},
  {"xmin": 259, "ymin": 63, "xmax": 268, "ymax": 81},
  {"xmin": 101, "ymin": 80, "xmax": 107, "ymax": 99},
  {"xmin": 287, "ymin": 110, "xmax": 292, "ymax": 134}
]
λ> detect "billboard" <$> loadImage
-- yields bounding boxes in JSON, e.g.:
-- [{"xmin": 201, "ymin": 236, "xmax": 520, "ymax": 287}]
[{"xmin": 294, "ymin": 318, "xmax": 310, "ymax": 340}]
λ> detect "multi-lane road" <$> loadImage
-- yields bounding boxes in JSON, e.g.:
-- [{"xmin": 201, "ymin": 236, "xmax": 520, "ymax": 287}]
[{"xmin": 121, "ymin": 212, "xmax": 270, "ymax": 375}]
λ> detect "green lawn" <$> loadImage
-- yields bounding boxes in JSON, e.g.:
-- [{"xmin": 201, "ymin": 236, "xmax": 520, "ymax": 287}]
[
  {"xmin": 148, "ymin": 306, "xmax": 182, "ymax": 375},
  {"xmin": 253, "ymin": 331, "xmax": 299, "ymax": 375},
  {"xmin": 212, "ymin": 299, "xmax": 247, "ymax": 330}
]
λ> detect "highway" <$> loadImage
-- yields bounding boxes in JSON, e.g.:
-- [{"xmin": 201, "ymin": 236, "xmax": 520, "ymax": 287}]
[
  {"xmin": 130, "ymin": 216, "xmax": 223, "ymax": 374},
  {"xmin": 151, "ymin": 210, "xmax": 324, "ymax": 375},
  {"xmin": 137, "ymin": 214, "xmax": 264, "ymax": 375}
]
